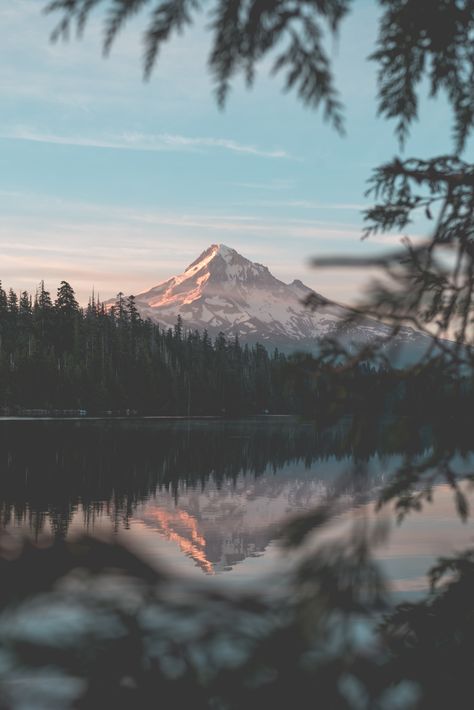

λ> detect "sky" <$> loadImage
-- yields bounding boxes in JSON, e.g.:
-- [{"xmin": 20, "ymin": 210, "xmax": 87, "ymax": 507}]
[{"xmin": 0, "ymin": 0, "xmax": 461, "ymax": 305}]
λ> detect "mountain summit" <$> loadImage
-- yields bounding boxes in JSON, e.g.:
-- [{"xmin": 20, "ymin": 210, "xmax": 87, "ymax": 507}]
[
  {"xmin": 124, "ymin": 243, "xmax": 422, "ymax": 354},
  {"xmin": 131, "ymin": 243, "xmax": 339, "ymax": 348}
]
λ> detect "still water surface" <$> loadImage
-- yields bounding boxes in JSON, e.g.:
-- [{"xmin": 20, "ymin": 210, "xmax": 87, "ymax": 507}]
[{"xmin": 1, "ymin": 417, "xmax": 473, "ymax": 598}]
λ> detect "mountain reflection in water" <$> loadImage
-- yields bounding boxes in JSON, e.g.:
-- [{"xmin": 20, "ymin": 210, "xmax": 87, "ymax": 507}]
[{"xmin": 1, "ymin": 417, "xmax": 473, "ymax": 592}]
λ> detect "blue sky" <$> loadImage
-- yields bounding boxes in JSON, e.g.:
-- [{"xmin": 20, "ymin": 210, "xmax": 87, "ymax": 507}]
[{"xmin": 0, "ymin": 1, "xmax": 460, "ymax": 304}]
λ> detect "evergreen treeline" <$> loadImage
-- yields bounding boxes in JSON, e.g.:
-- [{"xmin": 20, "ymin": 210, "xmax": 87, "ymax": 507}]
[
  {"xmin": 0, "ymin": 280, "xmax": 270, "ymax": 414},
  {"xmin": 0, "ymin": 279, "xmax": 472, "ymax": 417},
  {"xmin": 0, "ymin": 279, "xmax": 306, "ymax": 415}
]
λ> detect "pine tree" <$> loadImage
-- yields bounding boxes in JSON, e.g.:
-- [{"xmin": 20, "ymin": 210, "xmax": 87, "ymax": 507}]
[
  {"xmin": 127, "ymin": 295, "xmax": 141, "ymax": 326},
  {"xmin": 174, "ymin": 314, "xmax": 183, "ymax": 341},
  {"xmin": 55, "ymin": 281, "xmax": 79, "ymax": 315},
  {"xmin": 0, "ymin": 282, "xmax": 7, "ymax": 315},
  {"xmin": 114, "ymin": 292, "xmax": 127, "ymax": 324},
  {"xmin": 7, "ymin": 289, "xmax": 18, "ymax": 315},
  {"xmin": 37, "ymin": 281, "xmax": 52, "ymax": 311},
  {"xmin": 34, "ymin": 281, "xmax": 54, "ymax": 349}
]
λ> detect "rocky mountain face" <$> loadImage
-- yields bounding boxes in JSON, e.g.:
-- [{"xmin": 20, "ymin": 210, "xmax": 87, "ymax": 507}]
[{"xmin": 116, "ymin": 243, "xmax": 428, "ymax": 357}]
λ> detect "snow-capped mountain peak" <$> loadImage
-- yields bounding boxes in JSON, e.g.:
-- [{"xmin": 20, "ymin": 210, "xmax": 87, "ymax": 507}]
[
  {"xmin": 109, "ymin": 244, "xmax": 426, "ymax": 356},
  {"xmin": 185, "ymin": 243, "xmax": 235, "ymax": 271},
  {"xmin": 184, "ymin": 243, "xmax": 270, "ymax": 283},
  {"xmin": 130, "ymin": 243, "xmax": 329, "ymax": 345}
]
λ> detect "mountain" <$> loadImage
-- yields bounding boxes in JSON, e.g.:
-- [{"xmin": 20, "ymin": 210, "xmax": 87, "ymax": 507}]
[
  {"xmin": 113, "ymin": 243, "xmax": 428, "ymax": 358},
  {"xmin": 133, "ymin": 462, "xmax": 369, "ymax": 576}
]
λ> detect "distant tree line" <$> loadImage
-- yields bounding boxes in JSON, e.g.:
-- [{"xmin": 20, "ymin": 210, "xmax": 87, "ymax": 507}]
[{"xmin": 0, "ymin": 279, "xmax": 472, "ymax": 418}]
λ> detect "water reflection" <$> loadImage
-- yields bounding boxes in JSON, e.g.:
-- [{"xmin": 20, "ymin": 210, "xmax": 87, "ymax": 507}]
[{"xmin": 1, "ymin": 417, "xmax": 473, "ymax": 590}]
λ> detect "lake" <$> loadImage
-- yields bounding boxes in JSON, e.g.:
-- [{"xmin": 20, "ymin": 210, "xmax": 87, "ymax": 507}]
[{"xmin": 1, "ymin": 416, "xmax": 473, "ymax": 599}]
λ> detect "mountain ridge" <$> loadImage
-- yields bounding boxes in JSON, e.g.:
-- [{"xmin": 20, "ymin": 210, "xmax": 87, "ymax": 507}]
[{"xmin": 109, "ymin": 243, "xmax": 425, "ymax": 356}]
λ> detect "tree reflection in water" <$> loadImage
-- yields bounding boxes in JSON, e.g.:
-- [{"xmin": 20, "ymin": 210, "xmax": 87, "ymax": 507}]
[{"xmin": 0, "ymin": 416, "xmax": 473, "ymax": 708}]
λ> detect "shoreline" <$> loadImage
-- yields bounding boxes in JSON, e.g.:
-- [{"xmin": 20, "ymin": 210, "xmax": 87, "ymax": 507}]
[{"xmin": 0, "ymin": 413, "xmax": 297, "ymax": 422}]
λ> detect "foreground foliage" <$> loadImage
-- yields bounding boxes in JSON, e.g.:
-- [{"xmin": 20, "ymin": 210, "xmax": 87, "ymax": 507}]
[{"xmin": 1, "ymin": 514, "xmax": 474, "ymax": 709}]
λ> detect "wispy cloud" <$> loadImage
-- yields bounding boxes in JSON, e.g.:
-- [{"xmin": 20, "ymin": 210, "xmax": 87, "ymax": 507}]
[
  {"xmin": 241, "ymin": 199, "xmax": 367, "ymax": 210},
  {"xmin": 153, "ymin": 133, "xmax": 290, "ymax": 158},
  {"xmin": 0, "ymin": 189, "xmax": 365, "ymax": 239},
  {"xmin": 0, "ymin": 127, "xmax": 291, "ymax": 159},
  {"xmin": 286, "ymin": 200, "xmax": 366, "ymax": 210},
  {"xmin": 229, "ymin": 179, "xmax": 296, "ymax": 191}
]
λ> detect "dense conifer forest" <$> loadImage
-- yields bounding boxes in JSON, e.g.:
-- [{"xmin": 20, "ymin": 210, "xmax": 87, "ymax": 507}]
[
  {"xmin": 0, "ymin": 278, "xmax": 291, "ymax": 414},
  {"xmin": 0, "ymin": 279, "xmax": 470, "ymax": 419}
]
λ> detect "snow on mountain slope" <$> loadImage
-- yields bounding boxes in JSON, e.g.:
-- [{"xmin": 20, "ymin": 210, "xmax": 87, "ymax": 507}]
[
  {"xmin": 113, "ymin": 243, "xmax": 426, "ymax": 354},
  {"xmin": 132, "ymin": 244, "xmax": 339, "ymax": 343}
]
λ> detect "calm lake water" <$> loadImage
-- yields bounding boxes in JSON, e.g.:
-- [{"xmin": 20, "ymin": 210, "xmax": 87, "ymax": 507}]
[{"xmin": 1, "ymin": 416, "xmax": 473, "ymax": 598}]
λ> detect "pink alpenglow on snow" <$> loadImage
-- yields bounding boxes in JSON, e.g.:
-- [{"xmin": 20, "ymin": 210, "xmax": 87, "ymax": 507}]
[{"xmin": 107, "ymin": 244, "xmax": 425, "ymax": 355}]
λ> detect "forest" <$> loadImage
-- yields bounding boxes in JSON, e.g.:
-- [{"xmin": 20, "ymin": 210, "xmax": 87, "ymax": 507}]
[{"xmin": 0, "ymin": 278, "xmax": 470, "ymax": 420}]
